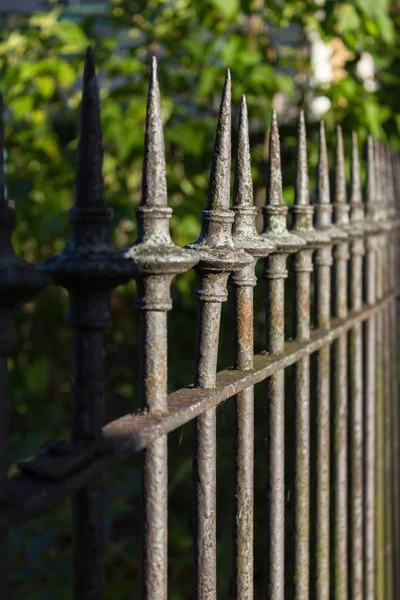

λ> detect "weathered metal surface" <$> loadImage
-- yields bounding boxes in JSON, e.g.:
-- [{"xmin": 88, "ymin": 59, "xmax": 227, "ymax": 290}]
[
  {"xmin": 10, "ymin": 290, "xmax": 398, "ymax": 521},
  {"xmin": 38, "ymin": 49, "xmax": 138, "ymax": 600},
  {"xmin": 1, "ymin": 59, "xmax": 399, "ymax": 600},
  {"xmin": 290, "ymin": 112, "xmax": 327, "ymax": 600},
  {"xmin": 120, "ymin": 57, "xmax": 198, "ymax": 600},
  {"xmin": 260, "ymin": 111, "xmax": 304, "ymax": 600},
  {"xmin": 332, "ymin": 125, "xmax": 350, "ymax": 600},
  {"xmin": 230, "ymin": 96, "xmax": 275, "ymax": 600},
  {"xmin": 348, "ymin": 132, "xmax": 365, "ymax": 600},
  {"xmin": 364, "ymin": 136, "xmax": 378, "ymax": 600},
  {"xmin": 313, "ymin": 121, "xmax": 337, "ymax": 600},
  {"xmin": 185, "ymin": 71, "xmax": 253, "ymax": 600}
]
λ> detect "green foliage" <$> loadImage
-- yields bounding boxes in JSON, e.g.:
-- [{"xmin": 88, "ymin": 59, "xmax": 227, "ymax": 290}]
[{"xmin": 0, "ymin": 0, "xmax": 399, "ymax": 597}]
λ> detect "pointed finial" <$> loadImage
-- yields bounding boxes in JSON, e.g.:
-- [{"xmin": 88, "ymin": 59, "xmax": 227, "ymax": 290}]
[
  {"xmin": 141, "ymin": 56, "xmax": 168, "ymax": 208},
  {"xmin": 349, "ymin": 131, "xmax": 364, "ymax": 226},
  {"xmin": 350, "ymin": 131, "xmax": 362, "ymax": 206},
  {"xmin": 316, "ymin": 121, "xmax": 330, "ymax": 206},
  {"xmin": 75, "ymin": 47, "xmax": 104, "ymax": 208},
  {"xmin": 333, "ymin": 125, "xmax": 350, "ymax": 228},
  {"xmin": 266, "ymin": 110, "xmax": 283, "ymax": 206},
  {"xmin": 335, "ymin": 126, "xmax": 346, "ymax": 205},
  {"xmin": 294, "ymin": 110, "xmax": 309, "ymax": 206},
  {"xmin": 261, "ymin": 111, "xmax": 305, "ymax": 251},
  {"xmin": 233, "ymin": 95, "xmax": 252, "ymax": 207},
  {"xmin": 386, "ymin": 146, "xmax": 395, "ymax": 214},
  {"xmin": 0, "ymin": 95, "xmax": 5, "ymax": 206},
  {"xmin": 232, "ymin": 95, "xmax": 276, "ymax": 258},
  {"xmin": 206, "ymin": 70, "xmax": 231, "ymax": 211},
  {"xmin": 366, "ymin": 136, "xmax": 376, "ymax": 208}
]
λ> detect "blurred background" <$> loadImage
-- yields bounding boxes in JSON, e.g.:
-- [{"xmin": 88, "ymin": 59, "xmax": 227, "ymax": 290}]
[{"xmin": 1, "ymin": 0, "xmax": 399, "ymax": 598}]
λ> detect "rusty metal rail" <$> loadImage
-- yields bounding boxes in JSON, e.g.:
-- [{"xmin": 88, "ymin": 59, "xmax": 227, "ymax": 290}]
[{"xmin": 0, "ymin": 48, "xmax": 399, "ymax": 600}]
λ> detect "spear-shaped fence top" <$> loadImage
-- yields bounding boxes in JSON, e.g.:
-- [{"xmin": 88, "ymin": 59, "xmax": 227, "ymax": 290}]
[
  {"xmin": 39, "ymin": 48, "xmax": 138, "ymax": 293},
  {"xmin": 186, "ymin": 72, "xmax": 253, "ymax": 273},
  {"xmin": 259, "ymin": 110, "xmax": 304, "ymax": 253},
  {"xmin": 333, "ymin": 125, "xmax": 350, "ymax": 228},
  {"xmin": 349, "ymin": 131, "xmax": 365, "ymax": 233},
  {"xmin": 291, "ymin": 111, "xmax": 329, "ymax": 246},
  {"xmin": 75, "ymin": 47, "xmax": 105, "ymax": 210},
  {"xmin": 231, "ymin": 95, "xmax": 275, "ymax": 258},
  {"xmin": 366, "ymin": 136, "xmax": 378, "ymax": 223},
  {"xmin": 122, "ymin": 57, "xmax": 197, "ymax": 276},
  {"xmin": 314, "ymin": 121, "xmax": 347, "ymax": 242}
]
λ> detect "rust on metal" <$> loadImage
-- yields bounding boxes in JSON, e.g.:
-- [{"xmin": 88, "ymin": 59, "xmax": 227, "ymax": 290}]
[
  {"xmin": 0, "ymin": 52, "xmax": 399, "ymax": 600},
  {"xmin": 230, "ymin": 95, "xmax": 274, "ymax": 600},
  {"xmin": 185, "ymin": 71, "xmax": 253, "ymax": 600},
  {"xmin": 120, "ymin": 57, "xmax": 198, "ymax": 600},
  {"xmin": 260, "ymin": 111, "xmax": 304, "ymax": 600}
]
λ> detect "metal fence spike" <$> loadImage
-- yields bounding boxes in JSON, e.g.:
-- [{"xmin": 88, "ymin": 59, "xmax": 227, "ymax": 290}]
[
  {"xmin": 335, "ymin": 126, "xmax": 347, "ymax": 204},
  {"xmin": 233, "ymin": 95, "xmax": 252, "ymax": 209},
  {"xmin": 294, "ymin": 110, "xmax": 309, "ymax": 207},
  {"xmin": 141, "ymin": 56, "xmax": 168, "ymax": 210},
  {"xmin": 316, "ymin": 121, "xmax": 330, "ymax": 206},
  {"xmin": 206, "ymin": 70, "xmax": 231, "ymax": 211},
  {"xmin": 260, "ymin": 112, "xmax": 304, "ymax": 252},
  {"xmin": 266, "ymin": 109, "xmax": 283, "ymax": 207},
  {"xmin": 232, "ymin": 95, "xmax": 275, "ymax": 258},
  {"xmin": 292, "ymin": 113, "xmax": 329, "ymax": 245},
  {"xmin": 349, "ymin": 131, "xmax": 364, "ymax": 229},
  {"xmin": 351, "ymin": 131, "xmax": 362, "ymax": 207},
  {"xmin": 75, "ymin": 46, "xmax": 104, "ymax": 209},
  {"xmin": 314, "ymin": 121, "xmax": 347, "ymax": 242}
]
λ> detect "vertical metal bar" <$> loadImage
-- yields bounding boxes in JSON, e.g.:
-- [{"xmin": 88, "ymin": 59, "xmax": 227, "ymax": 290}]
[
  {"xmin": 382, "ymin": 147, "xmax": 394, "ymax": 600},
  {"xmin": 313, "ymin": 121, "xmax": 345, "ymax": 600},
  {"xmin": 348, "ymin": 132, "xmax": 365, "ymax": 600},
  {"xmin": 260, "ymin": 112, "xmax": 304, "ymax": 600},
  {"xmin": 39, "ymin": 49, "xmax": 138, "ymax": 599},
  {"xmin": 71, "ymin": 326, "xmax": 105, "ymax": 600},
  {"xmin": 185, "ymin": 72, "xmax": 253, "ymax": 600},
  {"xmin": 121, "ymin": 58, "xmax": 198, "ymax": 600},
  {"xmin": 290, "ymin": 112, "xmax": 329, "ymax": 600},
  {"xmin": 231, "ymin": 96, "xmax": 275, "ymax": 600},
  {"xmin": 388, "ymin": 152, "xmax": 400, "ymax": 600},
  {"xmin": 265, "ymin": 254, "xmax": 286, "ymax": 600},
  {"xmin": 140, "ymin": 295, "xmax": 169, "ymax": 600},
  {"xmin": 233, "ymin": 284, "xmax": 255, "ymax": 600},
  {"xmin": 332, "ymin": 125, "xmax": 350, "ymax": 600},
  {"xmin": 364, "ymin": 136, "xmax": 378, "ymax": 600},
  {"xmin": 374, "ymin": 141, "xmax": 385, "ymax": 600},
  {"xmin": 314, "ymin": 249, "xmax": 332, "ymax": 600}
]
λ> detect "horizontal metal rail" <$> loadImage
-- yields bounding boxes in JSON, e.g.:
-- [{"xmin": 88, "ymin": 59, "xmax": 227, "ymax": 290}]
[{"xmin": 8, "ymin": 288, "xmax": 398, "ymax": 523}]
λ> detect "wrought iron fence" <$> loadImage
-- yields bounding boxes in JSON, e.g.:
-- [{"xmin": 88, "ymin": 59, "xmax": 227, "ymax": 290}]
[{"xmin": 0, "ymin": 47, "xmax": 399, "ymax": 600}]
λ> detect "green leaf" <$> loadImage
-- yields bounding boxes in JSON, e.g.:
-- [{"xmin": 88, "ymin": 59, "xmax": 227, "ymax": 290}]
[{"xmin": 210, "ymin": 0, "xmax": 240, "ymax": 20}]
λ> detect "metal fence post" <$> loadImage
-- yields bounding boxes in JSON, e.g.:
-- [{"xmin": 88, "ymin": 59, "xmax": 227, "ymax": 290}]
[
  {"xmin": 120, "ymin": 57, "xmax": 198, "ymax": 600},
  {"xmin": 313, "ymin": 121, "xmax": 346, "ymax": 600},
  {"xmin": 332, "ymin": 124, "xmax": 350, "ymax": 600},
  {"xmin": 185, "ymin": 71, "xmax": 253, "ymax": 600},
  {"xmin": 364, "ymin": 135, "xmax": 379, "ymax": 600},
  {"xmin": 259, "ymin": 111, "xmax": 304, "ymax": 600},
  {"xmin": 290, "ymin": 112, "xmax": 329, "ymax": 600},
  {"xmin": 38, "ymin": 48, "xmax": 138, "ymax": 600},
  {"xmin": 230, "ymin": 95, "xmax": 275, "ymax": 600},
  {"xmin": 347, "ymin": 132, "xmax": 365, "ymax": 600}
]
